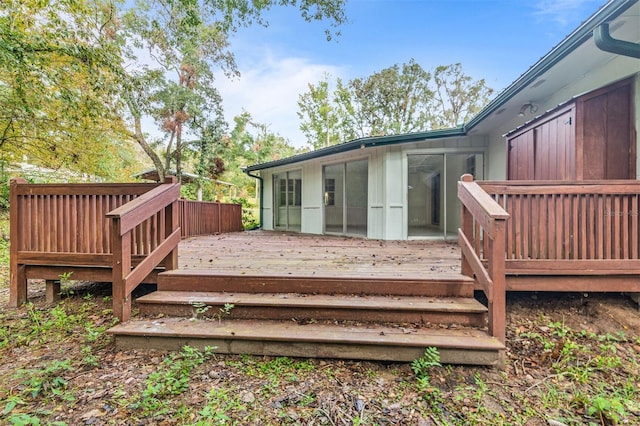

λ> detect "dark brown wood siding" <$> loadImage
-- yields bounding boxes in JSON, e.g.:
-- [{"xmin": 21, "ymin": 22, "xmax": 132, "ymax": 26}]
[
  {"xmin": 507, "ymin": 106, "xmax": 575, "ymax": 180},
  {"xmin": 507, "ymin": 77, "xmax": 635, "ymax": 181},
  {"xmin": 577, "ymin": 79, "xmax": 634, "ymax": 180}
]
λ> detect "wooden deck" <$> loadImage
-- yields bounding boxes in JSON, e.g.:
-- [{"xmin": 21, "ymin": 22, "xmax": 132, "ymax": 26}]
[
  {"xmin": 110, "ymin": 231, "xmax": 506, "ymax": 366},
  {"xmin": 177, "ymin": 230, "xmax": 462, "ymax": 279}
]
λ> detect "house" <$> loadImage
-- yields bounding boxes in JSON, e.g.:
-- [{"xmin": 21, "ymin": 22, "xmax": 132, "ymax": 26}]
[{"xmin": 244, "ymin": 0, "xmax": 639, "ymax": 241}]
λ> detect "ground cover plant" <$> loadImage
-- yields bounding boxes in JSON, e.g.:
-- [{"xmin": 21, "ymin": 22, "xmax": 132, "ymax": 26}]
[{"xmin": 0, "ymin": 214, "xmax": 639, "ymax": 425}]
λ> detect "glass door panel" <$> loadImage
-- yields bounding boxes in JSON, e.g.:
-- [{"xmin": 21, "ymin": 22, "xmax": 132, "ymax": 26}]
[
  {"xmin": 273, "ymin": 170, "xmax": 302, "ymax": 231},
  {"xmin": 288, "ymin": 170, "xmax": 302, "ymax": 232},
  {"xmin": 346, "ymin": 159, "xmax": 368, "ymax": 236},
  {"xmin": 323, "ymin": 164, "xmax": 344, "ymax": 234},
  {"xmin": 444, "ymin": 154, "xmax": 483, "ymax": 237},
  {"xmin": 407, "ymin": 155, "xmax": 444, "ymax": 238}
]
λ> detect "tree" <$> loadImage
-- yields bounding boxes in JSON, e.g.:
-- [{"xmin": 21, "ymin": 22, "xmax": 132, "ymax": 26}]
[
  {"xmin": 120, "ymin": 0, "xmax": 347, "ymax": 181},
  {"xmin": 297, "ymin": 61, "xmax": 494, "ymax": 149},
  {"xmin": 1, "ymin": 0, "xmax": 347, "ymax": 182},
  {"xmin": 431, "ymin": 63, "xmax": 494, "ymax": 128},
  {"xmin": 0, "ymin": 0, "xmax": 137, "ymax": 180},
  {"xmin": 221, "ymin": 112, "xmax": 301, "ymax": 201}
]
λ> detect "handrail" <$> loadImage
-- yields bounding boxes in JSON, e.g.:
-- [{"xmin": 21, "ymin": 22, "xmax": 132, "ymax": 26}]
[
  {"xmin": 458, "ymin": 174, "xmax": 509, "ymax": 344},
  {"xmin": 106, "ymin": 177, "xmax": 181, "ymax": 321}
]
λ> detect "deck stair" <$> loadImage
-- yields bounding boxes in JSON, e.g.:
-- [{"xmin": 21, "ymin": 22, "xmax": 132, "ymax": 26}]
[{"xmin": 108, "ymin": 270, "xmax": 505, "ymax": 366}]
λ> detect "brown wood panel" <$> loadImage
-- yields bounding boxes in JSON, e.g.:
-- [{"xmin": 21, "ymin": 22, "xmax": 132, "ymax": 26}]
[{"xmin": 507, "ymin": 275, "xmax": 640, "ymax": 292}]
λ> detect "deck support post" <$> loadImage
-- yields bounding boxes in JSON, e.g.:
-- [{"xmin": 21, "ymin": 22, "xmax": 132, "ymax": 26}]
[
  {"xmin": 111, "ymin": 218, "xmax": 132, "ymax": 322},
  {"xmin": 9, "ymin": 178, "xmax": 28, "ymax": 307},
  {"xmin": 460, "ymin": 175, "xmax": 474, "ymax": 278},
  {"xmin": 163, "ymin": 177, "xmax": 179, "ymax": 271},
  {"xmin": 45, "ymin": 280, "xmax": 61, "ymax": 304},
  {"xmin": 488, "ymin": 219, "xmax": 507, "ymax": 344}
]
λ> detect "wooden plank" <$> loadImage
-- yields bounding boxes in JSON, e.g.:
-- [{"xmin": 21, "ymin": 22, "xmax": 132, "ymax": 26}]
[
  {"xmin": 458, "ymin": 229, "xmax": 492, "ymax": 300},
  {"xmin": 17, "ymin": 251, "xmax": 112, "ymax": 267},
  {"xmin": 457, "ymin": 181, "xmax": 509, "ymax": 235},
  {"xmin": 506, "ymin": 259, "xmax": 640, "ymax": 274},
  {"xmin": 632, "ymin": 195, "xmax": 638, "ymax": 259},
  {"xmin": 158, "ymin": 273, "xmax": 475, "ymax": 298},
  {"xmin": 140, "ymin": 291, "xmax": 487, "ymax": 313},
  {"xmin": 15, "ymin": 182, "xmax": 159, "ymax": 196},
  {"xmin": 108, "ymin": 318, "xmax": 505, "ymax": 351},
  {"xmin": 113, "ymin": 334, "xmax": 503, "ymax": 366},
  {"xmin": 125, "ymin": 229, "xmax": 181, "ymax": 295},
  {"xmin": 507, "ymin": 275, "xmax": 640, "ymax": 292},
  {"xmin": 107, "ymin": 183, "xmax": 180, "ymax": 235}
]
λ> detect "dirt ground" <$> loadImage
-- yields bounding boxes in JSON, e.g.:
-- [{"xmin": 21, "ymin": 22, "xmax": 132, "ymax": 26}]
[{"xmin": 1, "ymin": 280, "xmax": 639, "ymax": 425}]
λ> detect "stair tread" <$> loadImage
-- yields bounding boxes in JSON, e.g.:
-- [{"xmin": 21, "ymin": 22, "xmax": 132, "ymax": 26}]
[
  {"xmin": 108, "ymin": 318, "xmax": 504, "ymax": 351},
  {"xmin": 137, "ymin": 291, "xmax": 487, "ymax": 313},
  {"xmin": 159, "ymin": 269, "xmax": 475, "ymax": 282}
]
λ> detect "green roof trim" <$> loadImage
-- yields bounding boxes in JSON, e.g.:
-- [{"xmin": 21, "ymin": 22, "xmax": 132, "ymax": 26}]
[
  {"xmin": 244, "ymin": 0, "xmax": 637, "ymax": 173},
  {"xmin": 244, "ymin": 127, "xmax": 465, "ymax": 172}
]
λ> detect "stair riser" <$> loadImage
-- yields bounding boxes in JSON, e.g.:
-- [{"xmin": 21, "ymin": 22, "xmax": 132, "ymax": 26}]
[
  {"xmin": 157, "ymin": 275, "xmax": 475, "ymax": 297},
  {"xmin": 113, "ymin": 335, "xmax": 503, "ymax": 366},
  {"xmin": 138, "ymin": 303, "xmax": 487, "ymax": 326}
]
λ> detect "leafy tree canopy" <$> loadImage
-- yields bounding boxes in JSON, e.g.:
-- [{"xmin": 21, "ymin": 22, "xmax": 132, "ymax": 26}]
[{"xmin": 297, "ymin": 61, "xmax": 494, "ymax": 150}]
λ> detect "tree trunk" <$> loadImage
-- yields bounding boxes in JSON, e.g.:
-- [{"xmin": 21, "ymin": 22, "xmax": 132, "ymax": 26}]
[{"xmin": 132, "ymin": 116, "xmax": 165, "ymax": 181}]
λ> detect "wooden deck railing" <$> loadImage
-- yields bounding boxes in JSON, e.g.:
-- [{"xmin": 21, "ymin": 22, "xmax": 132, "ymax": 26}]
[
  {"xmin": 106, "ymin": 178, "xmax": 181, "ymax": 321},
  {"xmin": 478, "ymin": 180, "xmax": 640, "ymax": 276},
  {"xmin": 9, "ymin": 177, "xmax": 181, "ymax": 321},
  {"xmin": 458, "ymin": 174, "xmax": 509, "ymax": 344},
  {"xmin": 178, "ymin": 199, "xmax": 243, "ymax": 237}
]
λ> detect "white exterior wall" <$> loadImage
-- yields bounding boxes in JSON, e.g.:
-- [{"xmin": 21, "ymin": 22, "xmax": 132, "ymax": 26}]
[
  {"xmin": 384, "ymin": 147, "xmax": 405, "ymax": 240},
  {"xmin": 301, "ymin": 162, "xmax": 322, "ymax": 234},
  {"xmin": 260, "ymin": 170, "xmax": 274, "ymax": 231},
  {"xmin": 368, "ymin": 148, "xmax": 386, "ymax": 239},
  {"xmin": 254, "ymin": 137, "xmax": 489, "ymax": 240}
]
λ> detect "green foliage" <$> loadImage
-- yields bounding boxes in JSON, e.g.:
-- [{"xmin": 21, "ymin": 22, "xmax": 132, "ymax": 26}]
[
  {"xmin": 297, "ymin": 61, "xmax": 494, "ymax": 149},
  {"xmin": 411, "ymin": 347, "xmax": 441, "ymax": 381},
  {"xmin": 15, "ymin": 359, "xmax": 73, "ymax": 399},
  {"xmin": 195, "ymin": 387, "xmax": 246, "ymax": 425},
  {"xmin": 0, "ymin": 0, "xmax": 136, "ymax": 180},
  {"xmin": 131, "ymin": 346, "xmax": 214, "ymax": 415},
  {"xmin": 231, "ymin": 197, "xmax": 260, "ymax": 229}
]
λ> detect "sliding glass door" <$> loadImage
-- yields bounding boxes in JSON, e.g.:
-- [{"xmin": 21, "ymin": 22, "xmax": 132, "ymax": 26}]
[
  {"xmin": 323, "ymin": 159, "xmax": 368, "ymax": 236},
  {"xmin": 273, "ymin": 170, "xmax": 302, "ymax": 232},
  {"xmin": 407, "ymin": 153, "xmax": 483, "ymax": 239}
]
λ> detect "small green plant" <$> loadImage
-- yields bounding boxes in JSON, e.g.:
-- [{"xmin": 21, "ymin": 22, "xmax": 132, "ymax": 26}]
[
  {"xmin": 588, "ymin": 395, "xmax": 627, "ymax": 424},
  {"xmin": 190, "ymin": 301, "xmax": 211, "ymax": 319},
  {"xmin": 15, "ymin": 359, "xmax": 73, "ymax": 400},
  {"xmin": 217, "ymin": 303, "xmax": 234, "ymax": 324},
  {"xmin": 131, "ymin": 346, "xmax": 214, "ymax": 415},
  {"xmin": 411, "ymin": 347, "xmax": 441, "ymax": 381}
]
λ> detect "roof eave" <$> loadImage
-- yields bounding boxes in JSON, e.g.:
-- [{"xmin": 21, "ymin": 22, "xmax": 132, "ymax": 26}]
[
  {"xmin": 466, "ymin": 0, "xmax": 637, "ymax": 130},
  {"xmin": 243, "ymin": 127, "xmax": 466, "ymax": 172}
]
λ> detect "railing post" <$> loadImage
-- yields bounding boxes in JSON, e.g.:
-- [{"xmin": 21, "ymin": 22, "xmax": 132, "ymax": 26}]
[
  {"xmin": 488, "ymin": 219, "xmax": 507, "ymax": 344},
  {"xmin": 111, "ymin": 217, "xmax": 132, "ymax": 321},
  {"xmin": 164, "ymin": 176, "xmax": 179, "ymax": 271},
  {"xmin": 460, "ymin": 174, "xmax": 474, "ymax": 277},
  {"xmin": 9, "ymin": 178, "xmax": 28, "ymax": 307}
]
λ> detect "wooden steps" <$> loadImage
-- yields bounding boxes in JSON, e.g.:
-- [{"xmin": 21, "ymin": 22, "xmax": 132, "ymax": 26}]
[
  {"xmin": 108, "ymin": 269, "xmax": 504, "ymax": 366},
  {"xmin": 155, "ymin": 269, "xmax": 477, "ymax": 297},
  {"xmin": 108, "ymin": 318, "xmax": 505, "ymax": 366},
  {"xmin": 137, "ymin": 291, "xmax": 488, "ymax": 326}
]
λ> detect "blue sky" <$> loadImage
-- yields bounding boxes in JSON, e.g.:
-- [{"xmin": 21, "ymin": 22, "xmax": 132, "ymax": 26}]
[{"xmin": 217, "ymin": 0, "xmax": 605, "ymax": 147}]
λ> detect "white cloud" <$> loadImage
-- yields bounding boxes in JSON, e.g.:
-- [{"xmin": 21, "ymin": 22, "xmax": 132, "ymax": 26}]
[
  {"xmin": 217, "ymin": 50, "xmax": 345, "ymax": 148},
  {"xmin": 533, "ymin": 0, "xmax": 601, "ymax": 27}
]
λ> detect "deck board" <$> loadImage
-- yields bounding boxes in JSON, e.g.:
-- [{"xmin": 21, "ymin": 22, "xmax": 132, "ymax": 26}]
[{"xmin": 178, "ymin": 230, "xmax": 462, "ymax": 279}]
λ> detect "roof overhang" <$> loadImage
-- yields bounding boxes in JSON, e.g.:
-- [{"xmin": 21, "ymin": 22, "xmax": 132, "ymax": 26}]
[{"xmin": 244, "ymin": 127, "xmax": 465, "ymax": 172}]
